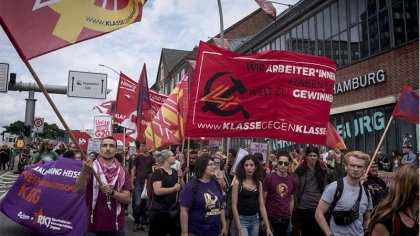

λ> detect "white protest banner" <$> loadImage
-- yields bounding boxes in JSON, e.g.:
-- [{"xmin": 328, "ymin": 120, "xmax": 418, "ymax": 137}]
[
  {"xmin": 250, "ymin": 142, "xmax": 268, "ymax": 163},
  {"xmin": 230, "ymin": 148, "xmax": 249, "ymax": 175},
  {"xmin": 93, "ymin": 116, "xmax": 112, "ymax": 139}
]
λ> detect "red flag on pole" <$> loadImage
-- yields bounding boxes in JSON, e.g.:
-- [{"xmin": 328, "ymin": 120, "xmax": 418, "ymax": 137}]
[
  {"xmin": 0, "ymin": 0, "xmax": 147, "ymax": 60},
  {"xmin": 92, "ymin": 100, "xmax": 116, "ymax": 115},
  {"xmin": 115, "ymin": 73, "xmax": 137, "ymax": 124},
  {"xmin": 145, "ymin": 74, "xmax": 189, "ymax": 151},
  {"xmin": 325, "ymin": 122, "xmax": 347, "ymax": 150},
  {"xmin": 392, "ymin": 85, "xmax": 419, "ymax": 124},
  {"xmin": 255, "ymin": 0, "xmax": 276, "ymax": 20}
]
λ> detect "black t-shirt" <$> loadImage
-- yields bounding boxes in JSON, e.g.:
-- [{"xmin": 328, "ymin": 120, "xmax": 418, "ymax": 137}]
[
  {"xmin": 377, "ymin": 213, "xmax": 419, "ymax": 236},
  {"xmin": 363, "ymin": 176, "xmax": 387, "ymax": 208},
  {"xmin": 150, "ymin": 168, "xmax": 178, "ymax": 210}
]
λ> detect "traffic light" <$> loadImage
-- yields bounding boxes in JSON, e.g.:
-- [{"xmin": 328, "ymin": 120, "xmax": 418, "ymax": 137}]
[
  {"xmin": 9, "ymin": 73, "xmax": 16, "ymax": 85},
  {"xmin": 23, "ymin": 125, "xmax": 31, "ymax": 137}
]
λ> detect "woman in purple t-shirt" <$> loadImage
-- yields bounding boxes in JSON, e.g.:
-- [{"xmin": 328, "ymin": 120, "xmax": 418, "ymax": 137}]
[
  {"xmin": 231, "ymin": 155, "xmax": 272, "ymax": 236},
  {"xmin": 180, "ymin": 154, "xmax": 228, "ymax": 236}
]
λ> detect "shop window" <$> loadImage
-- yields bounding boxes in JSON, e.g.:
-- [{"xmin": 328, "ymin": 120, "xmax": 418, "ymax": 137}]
[
  {"xmin": 405, "ymin": 0, "xmax": 419, "ymax": 42},
  {"xmin": 358, "ymin": 0, "xmax": 367, "ymax": 21},
  {"xmin": 318, "ymin": 42, "xmax": 325, "ymax": 57},
  {"xmin": 331, "ymin": 2, "xmax": 339, "ymax": 36},
  {"xmin": 392, "ymin": 2, "xmax": 405, "ymax": 46},
  {"xmin": 340, "ymin": 31, "xmax": 349, "ymax": 66},
  {"xmin": 350, "ymin": 25, "xmax": 360, "ymax": 62},
  {"xmin": 379, "ymin": 10, "xmax": 391, "ymax": 51},
  {"xmin": 368, "ymin": 15, "xmax": 379, "ymax": 55},
  {"xmin": 350, "ymin": 0, "xmax": 359, "ymax": 25},
  {"xmin": 338, "ymin": 0, "xmax": 348, "ymax": 32},
  {"xmin": 324, "ymin": 6, "xmax": 332, "ymax": 39},
  {"xmin": 285, "ymin": 31, "xmax": 291, "ymax": 51},
  {"xmin": 309, "ymin": 16, "xmax": 316, "ymax": 48},
  {"xmin": 292, "ymin": 27, "xmax": 297, "ymax": 51},
  {"xmin": 359, "ymin": 20, "xmax": 369, "ymax": 58}
]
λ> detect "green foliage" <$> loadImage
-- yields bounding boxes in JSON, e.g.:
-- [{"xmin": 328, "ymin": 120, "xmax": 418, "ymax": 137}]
[
  {"xmin": 2, "ymin": 120, "xmax": 67, "ymax": 140},
  {"xmin": 2, "ymin": 120, "xmax": 25, "ymax": 136}
]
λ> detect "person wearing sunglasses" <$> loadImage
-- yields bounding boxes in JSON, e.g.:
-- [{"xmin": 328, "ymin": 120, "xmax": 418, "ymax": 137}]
[{"xmin": 262, "ymin": 151, "xmax": 296, "ymax": 236}]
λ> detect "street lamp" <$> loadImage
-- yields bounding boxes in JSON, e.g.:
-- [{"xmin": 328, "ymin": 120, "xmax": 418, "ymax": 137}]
[{"xmin": 98, "ymin": 64, "xmax": 119, "ymax": 76}]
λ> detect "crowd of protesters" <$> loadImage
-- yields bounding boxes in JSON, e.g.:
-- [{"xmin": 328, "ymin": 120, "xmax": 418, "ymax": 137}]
[{"xmin": 10, "ymin": 135, "xmax": 418, "ymax": 236}]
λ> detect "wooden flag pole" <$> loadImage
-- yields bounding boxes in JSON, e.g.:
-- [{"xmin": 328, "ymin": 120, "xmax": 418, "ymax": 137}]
[
  {"xmin": 364, "ymin": 116, "xmax": 394, "ymax": 176},
  {"xmin": 148, "ymin": 111, "xmax": 157, "ymax": 151},
  {"xmin": 23, "ymin": 60, "xmax": 103, "ymax": 186},
  {"xmin": 227, "ymin": 138, "xmax": 231, "ymax": 158},
  {"xmin": 123, "ymin": 127, "xmax": 126, "ymax": 167},
  {"xmin": 186, "ymin": 138, "xmax": 191, "ymax": 182},
  {"xmin": 266, "ymin": 139, "xmax": 271, "ymax": 170}
]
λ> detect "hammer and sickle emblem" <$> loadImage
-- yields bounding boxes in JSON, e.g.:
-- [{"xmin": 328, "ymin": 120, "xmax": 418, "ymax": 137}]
[{"xmin": 201, "ymin": 72, "xmax": 249, "ymax": 119}]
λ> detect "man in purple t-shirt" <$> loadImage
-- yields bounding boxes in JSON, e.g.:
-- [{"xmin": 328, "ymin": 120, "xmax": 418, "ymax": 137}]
[
  {"xmin": 263, "ymin": 151, "xmax": 297, "ymax": 236},
  {"xmin": 131, "ymin": 143, "xmax": 155, "ymax": 232}
]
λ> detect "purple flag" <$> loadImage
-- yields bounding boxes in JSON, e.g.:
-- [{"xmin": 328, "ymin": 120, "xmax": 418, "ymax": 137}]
[{"xmin": 0, "ymin": 158, "xmax": 87, "ymax": 235}]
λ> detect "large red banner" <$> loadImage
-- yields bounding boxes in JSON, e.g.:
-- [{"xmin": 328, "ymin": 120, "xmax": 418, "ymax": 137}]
[
  {"xmin": 186, "ymin": 42, "xmax": 336, "ymax": 145},
  {"xmin": 0, "ymin": 0, "xmax": 146, "ymax": 60},
  {"xmin": 115, "ymin": 73, "xmax": 137, "ymax": 124}
]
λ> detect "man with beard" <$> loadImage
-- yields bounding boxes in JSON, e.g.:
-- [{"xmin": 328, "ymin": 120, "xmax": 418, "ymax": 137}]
[
  {"xmin": 181, "ymin": 150, "xmax": 198, "ymax": 180},
  {"xmin": 363, "ymin": 161, "xmax": 387, "ymax": 209},
  {"xmin": 315, "ymin": 151, "xmax": 373, "ymax": 236},
  {"xmin": 31, "ymin": 139, "xmax": 59, "ymax": 165},
  {"xmin": 76, "ymin": 136, "xmax": 132, "ymax": 235}
]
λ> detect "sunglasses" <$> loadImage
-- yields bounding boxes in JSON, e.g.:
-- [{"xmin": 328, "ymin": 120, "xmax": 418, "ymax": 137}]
[{"xmin": 278, "ymin": 161, "xmax": 290, "ymax": 166}]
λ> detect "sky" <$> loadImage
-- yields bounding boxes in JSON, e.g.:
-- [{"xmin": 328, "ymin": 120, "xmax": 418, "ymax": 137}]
[{"xmin": 0, "ymin": 0, "xmax": 296, "ymax": 134}]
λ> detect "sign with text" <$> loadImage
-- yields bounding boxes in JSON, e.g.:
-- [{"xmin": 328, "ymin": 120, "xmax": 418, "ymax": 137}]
[
  {"xmin": 93, "ymin": 116, "xmax": 112, "ymax": 139},
  {"xmin": 186, "ymin": 42, "xmax": 336, "ymax": 145},
  {"xmin": 0, "ymin": 158, "xmax": 86, "ymax": 236},
  {"xmin": 87, "ymin": 139, "xmax": 101, "ymax": 154},
  {"xmin": 250, "ymin": 142, "xmax": 268, "ymax": 162},
  {"xmin": 33, "ymin": 117, "xmax": 44, "ymax": 134},
  {"xmin": 0, "ymin": 63, "xmax": 9, "ymax": 92},
  {"xmin": 67, "ymin": 71, "xmax": 107, "ymax": 99}
]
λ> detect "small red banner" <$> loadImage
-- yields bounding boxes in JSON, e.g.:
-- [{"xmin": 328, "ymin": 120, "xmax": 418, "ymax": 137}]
[{"xmin": 185, "ymin": 42, "xmax": 336, "ymax": 145}]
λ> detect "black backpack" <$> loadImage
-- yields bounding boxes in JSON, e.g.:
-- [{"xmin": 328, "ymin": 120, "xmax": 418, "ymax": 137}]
[{"xmin": 326, "ymin": 178, "xmax": 370, "ymax": 225}]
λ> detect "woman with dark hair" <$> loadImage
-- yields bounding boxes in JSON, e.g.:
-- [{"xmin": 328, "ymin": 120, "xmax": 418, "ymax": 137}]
[
  {"xmin": 391, "ymin": 150, "xmax": 403, "ymax": 173},
  {"xmin": 231, "ymin": 155, "xmax": 272, "ymax": 236},
  {"xmin": 294, "ymin": 145, "xmax": 329, "ymax": 236},
  {"xmin": 368, "ymin": 164, "xmax": 419, "ymax": 235},
  {"xmin": 180, "ymin": 154, "xmax": 228, "ymax": 236},
  {"xmin": 149, "ymin": 149, "xmax": 184, "ymax": 236}
]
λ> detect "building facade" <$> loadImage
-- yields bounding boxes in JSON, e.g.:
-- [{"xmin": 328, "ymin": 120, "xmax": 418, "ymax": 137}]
[{"xmin": 236, "ymin": 0, "xmax": 418, "ymax": 155}]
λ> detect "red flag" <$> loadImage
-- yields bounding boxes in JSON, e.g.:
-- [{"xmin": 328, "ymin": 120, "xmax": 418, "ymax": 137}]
[
  {"xmin": 92, "ymin": 100, "xmax": 116, "ymax": 115},
  {"xmin": 392, "ymin": 85, "xmax": 419, "ymax": 124},
  {"xmin": 71, "ymin": 131, "xmax": 92, "ymax": 153},
  {"xmin": 186, "ymin": 41, "xmax": 336, "ymax": 145},
  {"xmin": 325, "ymin": 122, "xmax": 346, "ymax": 150},
  {"xmin": 0, "ymin": 0, "xmax": 147, "ymax": 60},
  {"xmin": 145, "ymin": 74, "xmax": 189, "ymax": 151},
  {"xmin": 255, "ymin": 0, "xmax": 276, "ymax": 20},
  {"xmin": 115, "ymin": 73, "xmax": 137, "ymax": 124}
]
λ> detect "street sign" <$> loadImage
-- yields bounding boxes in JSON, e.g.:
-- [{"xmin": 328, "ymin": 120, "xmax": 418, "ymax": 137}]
[
  {"xmin": 93, "ymin": 116, "xmax": 112, "ymax": 139},
  {"xmin": 33, "ymin": 117, "xmax": 45, "ymax": 133},
  {"xmin": 67, "ymin": 71, "xmax": 107, "ymax": 99},
  {"xmin": 0, "ymin": 63, "xmax": 9, "ymax": 92}
]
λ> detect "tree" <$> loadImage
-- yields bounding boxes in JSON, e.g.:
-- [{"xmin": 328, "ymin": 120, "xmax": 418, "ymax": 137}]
[
  {"xmin": 2, "ymin": 120, "xmax": 25, "ymax": 136},
  {"xmin": 38, "ymin": 122, "xmax": 66, "ymax": 140}
]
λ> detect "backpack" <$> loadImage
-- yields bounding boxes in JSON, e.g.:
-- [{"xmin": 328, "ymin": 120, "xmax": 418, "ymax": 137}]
[{"xmin": 326, "ymin": 178, "xmax": 370, "ymax": 225}]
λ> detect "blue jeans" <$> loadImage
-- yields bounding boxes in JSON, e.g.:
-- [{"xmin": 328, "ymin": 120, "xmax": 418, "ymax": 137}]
[
  {"xmin": 133, "ymin": 182, "xmax": 149, "ymax": 225},
  {"xmin": 230, "ymin": 213, "xmax": 260, "ymax": 236}
]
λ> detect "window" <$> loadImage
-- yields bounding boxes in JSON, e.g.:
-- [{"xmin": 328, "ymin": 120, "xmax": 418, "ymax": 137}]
[
  {"xmin": 358, "ymin": 0, "xmax": 367, "ymax": 21},
  {"xmin": 393, "ymin": 2, "xmax": 405, "ymax": 46},
  {"xmin": 367, "ymin": 0, "xmax": 377, "ymax": 17},
  {"xmin": 332, "ymin": 34, "xmax": 340, "ymax": 65},
  {"xmin": 340, "ymin": 31, "xmax": 348, "ymax": 66},
  {"xmin": 350, "ymin": 0, "xmax": 359, "ymax": 25},
  {"xmin": 405, "ymin": 0, "xmax": 419, "ymax": 42},
  {"xmin": 280, "ymin": 35, "xmax": 286, "ymax": 50},
  {"xmin": 292, "ymin": 27, "xmax": 297, "ymax": 51},
  {"xmin": 379, "ymin": 10, "xmax": 390, "ymax": 51},
  {"xmin": 339, "ymin": 0, "xmax": 348, "ymax": 32},
  {"xmin": 350, "ymin": 25, "xmax": 360, "ymax": 62},
  {"xmin": 303, "ymin": 20, "xmax": 309, "ymax": 50},
  {"xmin": 285, "ymin": 31, "xmax": 291, "ymax": 50},
  {"xmin": 359, "ymin": 20, "xmax": 369, "ymax": 58},
  {"xmin": 317, "ymin": 11, "xmax": 324, "ymax": 41},
  {"xmin": 368, "ymin": 15, "xmax": 379, "ymax": 55},
  {"xmin": 309, "ymin": 16, "xmax": 316, "ymax": 48},
  {"xmin": 323, "ymin": 6, "xmax": 332, "ymax": 39},
  {"xmin": 331, "ymin": 2, "xmax": 339, "ymax": 36},
  {"xmin": 325, "ymin": 38, "xmax": 332, "ymax": 59},
  {"xmin": 297, "ymin": 24, "xmax": 303, "ymax": 52},
  {"xmin": 276, "ymin": 38, "xmax": 280, "ymax": 50}
]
